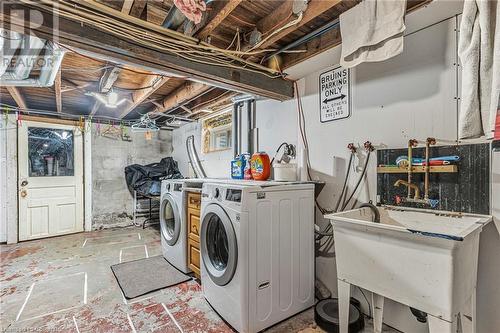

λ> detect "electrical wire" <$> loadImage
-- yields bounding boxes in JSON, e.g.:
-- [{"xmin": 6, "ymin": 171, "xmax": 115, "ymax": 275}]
[{"xmin": 17, "ymin": 0, "xmax": 286, "ymax": 78}]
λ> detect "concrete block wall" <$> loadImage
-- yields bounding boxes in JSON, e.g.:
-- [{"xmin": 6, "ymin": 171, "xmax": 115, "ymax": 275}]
[{"xmin": 91, "ymin": 128, "xmax": 172, "ymax": 229}]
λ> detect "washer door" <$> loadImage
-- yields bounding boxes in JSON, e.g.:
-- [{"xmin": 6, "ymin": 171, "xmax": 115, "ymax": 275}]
[
  {"xmin": 201, "ymin": 204, "xmax": 237, "ymax": 286},
  {"xmin": 160, "ymin": 194, "xmax": 180, "ymax": 246}
]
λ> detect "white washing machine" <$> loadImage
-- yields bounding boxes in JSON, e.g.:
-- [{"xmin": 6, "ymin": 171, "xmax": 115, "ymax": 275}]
[
  {"xmin": 200, "ymin": 181, "xmax": 315, "ymax": 333},
  {"xmin": 160, "ymin": 179, "xmax": 191, "ymax": 273},
  {"xmin": 160, "ymin": 178, "xmax": 227, "ymax": 274}
]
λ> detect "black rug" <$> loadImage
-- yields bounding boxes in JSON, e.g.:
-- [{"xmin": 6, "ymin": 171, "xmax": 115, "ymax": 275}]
[{"xmin": 111, "ymin": 256, "xmax": 191, "ymax": 299}]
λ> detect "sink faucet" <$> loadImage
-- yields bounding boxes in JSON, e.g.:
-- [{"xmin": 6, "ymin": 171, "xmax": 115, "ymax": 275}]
[{"xmin": 394, "ymin": 179, "xmax": 421, "ymax": 200}]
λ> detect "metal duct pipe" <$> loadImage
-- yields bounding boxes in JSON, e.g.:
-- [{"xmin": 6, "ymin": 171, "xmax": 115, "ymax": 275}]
[
  {"xmin": 263, "ymin": 18, "xmax": 340, "ymax": 62},
  {"xmin": 186, "ymin": 135, "xmax": 207, "ymax": 178},
  {"xmin": 1, "ymin": 42, "xmax": 66, "ymax": 87},
  {"xmin": 232, "ymin": 102, "xmax": 242, "ymax": 158},
  {"xmin": 247, "ymin": 99, "xmax": 258, "ymax": 155},
  {"xmin": 0, "ymin": 30, "xmax": 23, "ymax": 76},
  {"xmin": 1, "ymin": 35, "xmax": 45, "ymax": 80}
]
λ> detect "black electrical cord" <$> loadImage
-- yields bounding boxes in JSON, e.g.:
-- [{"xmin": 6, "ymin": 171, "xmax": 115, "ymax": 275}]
[{"xmin": 270, "ymin": 142, "xmax": 289, "ymax": 165}]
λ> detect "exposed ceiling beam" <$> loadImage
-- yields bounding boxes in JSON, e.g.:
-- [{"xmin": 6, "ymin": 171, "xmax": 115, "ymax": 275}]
[
  {"xmin": 90, "ymin": 66, "xmax": 121, "ymax": 116},
  {"xmin": 190, "ymin": 90, "xmax": 237, "ymax": 115},
  {"xmin": 255, "ymin": 0, "xmax": 342, "ymax": 51},
  {"xmin": 155, "ymin": 81, "xmax": 212, "ymax": 113},
  {"xmin": 121, "ymin": 0, "xmax": 134, "ymax": 15},
  {"xmin": 197, "ymin": 0, "xmax": 243, "ymax": 40},
  {"xmin": 54, "ymin": 68, "xmax": 62, "ymax": 113},
  {"xmin": 119, "ymin": 75, "xmax": 171, "ymax": 118},
  {"xmin": 129, "ymin": 0, "xmax": 147, "ymax": 18},
  {"xmin": 146, "ymin": 3, "xmax": 169, "ymax": 25},
  {"xmin": 6, "ymin": 86, "xmax": 27, "ymax": 110},
  {"xmin": 2, "ymin": 1, "xmax": 294, "ymax": 101}
]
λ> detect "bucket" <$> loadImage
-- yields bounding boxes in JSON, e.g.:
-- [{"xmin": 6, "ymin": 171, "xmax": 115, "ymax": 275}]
[{"xmin": 273, "ymin": 163, "xmax": 297, "ymax": 181}]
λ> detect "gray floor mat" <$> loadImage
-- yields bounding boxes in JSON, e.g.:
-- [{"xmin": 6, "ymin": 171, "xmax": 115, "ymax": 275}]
[{"xmin": 111, "ymin": 255, "xmax": 191, "ymax": 299}]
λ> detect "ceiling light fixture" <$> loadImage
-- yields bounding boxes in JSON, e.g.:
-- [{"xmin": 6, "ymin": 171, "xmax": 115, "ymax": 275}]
[{"xmin": 87, "ymin": 89, "xmax": 127, "ymax": 108}]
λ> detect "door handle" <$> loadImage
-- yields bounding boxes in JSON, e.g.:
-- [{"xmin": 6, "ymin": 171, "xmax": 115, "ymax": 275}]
[
  {"xmin": 20, "ymin": 189, "xmax": 27, "ymax": 198},
  {"xmin": 21, "ymin": 180, "xmax": 28, "ymax": 187}
]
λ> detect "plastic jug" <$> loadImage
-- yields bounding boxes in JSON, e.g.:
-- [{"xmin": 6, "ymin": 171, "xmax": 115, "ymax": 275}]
[{"xmin": 250, "ymin": 152, "xmax": 271, "ymax": 181}]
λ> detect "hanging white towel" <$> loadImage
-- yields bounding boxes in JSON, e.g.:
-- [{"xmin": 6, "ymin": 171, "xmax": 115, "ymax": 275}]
[
  {"xmin": 458, "ymin": 0, "xmax": 500, "ymax": 139},
  {"xmin": 339, "ymin": 0, "xmax": 407, "ymax": 69}
]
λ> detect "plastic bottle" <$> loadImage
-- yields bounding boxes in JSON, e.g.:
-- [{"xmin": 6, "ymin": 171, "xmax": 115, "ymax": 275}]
[{"xmin": 250, "ymin": 152, "xmax": 271, "ymax": 181}]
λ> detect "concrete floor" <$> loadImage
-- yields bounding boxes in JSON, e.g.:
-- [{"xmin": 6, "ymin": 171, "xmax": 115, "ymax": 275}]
[{"xmin": 1, "ymin": 227, "xmax": 399, "ymax": 333}]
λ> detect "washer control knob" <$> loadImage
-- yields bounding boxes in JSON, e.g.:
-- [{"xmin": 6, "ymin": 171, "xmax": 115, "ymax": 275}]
[{"xmin": 213, "ymin": 188, "xmax": 220, "ymax": 199}]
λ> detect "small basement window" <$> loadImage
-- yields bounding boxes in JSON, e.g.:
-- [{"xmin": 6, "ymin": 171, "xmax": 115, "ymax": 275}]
[{"xmin": 202, "ymin": 112, "xmax": 232, "ymax": 153}]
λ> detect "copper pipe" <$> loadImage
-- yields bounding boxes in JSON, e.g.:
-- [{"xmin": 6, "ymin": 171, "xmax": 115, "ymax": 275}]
[
  {"xmin": 424, "ymin": 138, "xmax": 436, "ymax": 200},
  {"xmin": 407, "ymin": 139, "xmax": 418, "ymax": 199},
  {"xmin": 394, "ymin": 179, "xmax": 421, "ymax": 200}
]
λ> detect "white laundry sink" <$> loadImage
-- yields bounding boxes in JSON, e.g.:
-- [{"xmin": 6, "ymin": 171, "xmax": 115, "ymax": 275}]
[{"xmin": 326, "ymin": 206, "xmax": 492, "ymax": 332}]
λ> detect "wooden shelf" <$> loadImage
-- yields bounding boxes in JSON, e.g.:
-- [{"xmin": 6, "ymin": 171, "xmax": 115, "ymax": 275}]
[{"xmin": 377, "ymin": 165, "xmax": 458, "ymax": 174}]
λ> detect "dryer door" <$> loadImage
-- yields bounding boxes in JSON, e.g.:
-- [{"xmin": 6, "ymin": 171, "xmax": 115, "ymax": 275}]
[
  {"xmin": 160, "ymin": 194, "xmax": 181, "ymax": 246},
  {"xmin": 201, "ymin": 203, "xmax": 237, "ymax": 286}
]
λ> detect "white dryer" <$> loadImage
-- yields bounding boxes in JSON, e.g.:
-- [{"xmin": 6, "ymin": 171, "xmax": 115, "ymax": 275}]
[
  {"xmin": 200, "ymin": 181, "xmax": 315, "ymax": 333},
  {"xmin": 160, "ymin": 179, "xmax": 190, "ymax": 273}
]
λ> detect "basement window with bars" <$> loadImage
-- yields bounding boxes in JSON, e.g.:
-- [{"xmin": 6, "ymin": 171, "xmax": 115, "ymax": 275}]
[{"xmin": 202, "ymin": 112, "xmax": 232, "ymax": 153}]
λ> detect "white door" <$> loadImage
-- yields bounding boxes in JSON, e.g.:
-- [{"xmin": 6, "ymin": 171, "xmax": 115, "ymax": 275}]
[{"xmin": 18, "ymin": 121, "xmax": 84, "ymax": 241}]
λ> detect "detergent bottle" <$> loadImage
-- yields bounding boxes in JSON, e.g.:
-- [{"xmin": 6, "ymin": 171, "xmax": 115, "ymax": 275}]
[
  {"xmin": 231, "ymin": 155, "xmax": 245, "ymax": 179},
  {"xmin": 250, "ymin": 152, "xmax": 271, "ymax": 181},
  {"xmin": 242, "ymin": 153, "xmax": 252, "ymax": 180}
]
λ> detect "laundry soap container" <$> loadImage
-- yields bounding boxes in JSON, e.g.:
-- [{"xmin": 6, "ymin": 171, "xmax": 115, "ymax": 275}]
[
  {"xmin": 231, "ymin": 155, "xmax": 245, "ymax": 179},
  {"xmin": 273, "ymin": 163, "xmax": 297, "ymax": 181},
  {"xmin": 250, "ymin": 152, "xmax": 271, "ymax": 180}
]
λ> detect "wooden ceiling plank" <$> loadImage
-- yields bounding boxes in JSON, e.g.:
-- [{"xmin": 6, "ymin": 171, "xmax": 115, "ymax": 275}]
[
  {"xmin": 146, "ymin": 3, "xmax": 169, "ymax": 25},
  {"xmin": 121, "ymin": 0, "xmax": 134, "ymax": 15},
  {"xmin": 54, "ymin": 68, "xmax": 62, "ymax": 113},
  {"xmin": 129, "ymin": 0, "xmax": 147, "ymax": 18},
  {"xmin": 6, "ymin": 86, "xmax": 28, "ymax": 110},
  {"xmin": 156, "ymin": 81, "xmax": 212, "ymax": 113},
  {"xmin": 2, "ymin": 1, "xmax": 294, "ymax": 100},
  {"xmin": 119, "ymin": 75, "xmax": 171, "ymax": 118},
  {"xmin": 257, "ymin": 1, "xmax": 293, "ymax": 36},
  {"xmin": 197, "ymin": 0, "xmax": 244, "ymax": 40}
]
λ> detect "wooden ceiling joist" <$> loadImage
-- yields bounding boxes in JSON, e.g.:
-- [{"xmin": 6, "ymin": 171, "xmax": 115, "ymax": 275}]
[
  {"xmin": 129, "ymin": 0, "xmax": 147, "ymax": 18},
  {"xmin": 121, "ymin": 0, "xmax": 134, "ymax": 15},
  {"xmin": 119, "ymin": 75, "xmax": 171, "ymax": 118},
  {"xmin": 155, "ymin": 81, "xmax": 212, "ymax": 113},
  {"xmin": 6, "ymin": 86, "xmax": 27, "ymax": 110},
  {"xmin": 197, "ymin": 0, "xmax": 244, "ymax": 40},
  {"xmin": 54, "ymin": 68, "xmax": 62, "ymax": 113},
  {"xmin": 1, "ymin": 1, "xmax": 294, "ymax": 101}
]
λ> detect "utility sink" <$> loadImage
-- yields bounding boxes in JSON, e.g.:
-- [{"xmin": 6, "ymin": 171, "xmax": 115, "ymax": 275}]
[{"xmin": 325, "ymin": 206, "xmax": 492, "ymax": 332}]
